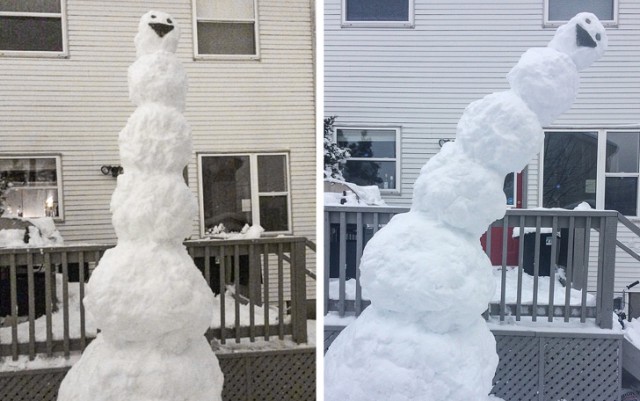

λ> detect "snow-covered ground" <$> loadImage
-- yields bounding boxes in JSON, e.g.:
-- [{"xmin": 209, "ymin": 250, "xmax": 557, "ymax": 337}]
[{"xmin": 328, "ymin": 266, "xmax": 595, "ymax": 307}]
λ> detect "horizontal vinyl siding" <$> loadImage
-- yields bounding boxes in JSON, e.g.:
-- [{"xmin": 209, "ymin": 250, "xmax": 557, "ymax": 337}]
[
  {"xmin": 0, "ymin": 0, "xmax": 316, "ymax": 298},
  {"xmin": 325, "ymin": 0, "xmax": 640, "ymax": 207}
]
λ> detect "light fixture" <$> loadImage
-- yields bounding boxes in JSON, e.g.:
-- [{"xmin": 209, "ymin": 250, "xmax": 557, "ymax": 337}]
[{"xmin": 101, "ymin": 165, "xmax": 124, "ymax": 177}]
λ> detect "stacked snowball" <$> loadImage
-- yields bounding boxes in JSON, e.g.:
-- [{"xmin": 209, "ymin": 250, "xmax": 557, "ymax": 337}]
[
  {"xmin": 326, "ymin": 13, "xmax": 607, "ymax": 401},
  {"xmin": 58, "ymin": 11, "xmax": 223, "ymax": 401}
]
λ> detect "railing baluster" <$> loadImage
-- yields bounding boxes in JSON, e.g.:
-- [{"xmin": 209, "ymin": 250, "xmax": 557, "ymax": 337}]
[
  {"xmin": 581, "ymin": 217, "xmax": 592, "ymax": 323},
  {"xmin": 564, "ymin": 217, "xmax": 575, "ymax": 322},
  {"xmin": 234, "ymin": 245, "xmax": 241, "ymax": 344},
  {"xmin": 338, "ymin": 212, "xmax": 347, "ymax": 317},
  {"xmin": 248, "ymin": 243, "xmax": 256, "ymax": 343},
  {"xmin": 548, "ymin": 216, "xmax": 558, "ymax": 322},
  {"xmin": 500, "ymin": 217, "xmax": 508, "ymax": 322},
  {"xmin": 219, "ymin": 245, "xmax": 226, "ymax": 345},
  {"xmin": 79, "ymin": 251, "xmax": 86, "ymax": 350},
  {"xmin": 532, "ymin": 216, "xmax": 541, "ymax": 321},
  {"xmin": 278, "ymin": 242, "xmax": 285, "ymax": 340},
  {"xmin": 516, "ymin": 216, "xmax": 525, "ymax": 321},
  {"xmin": 44, "ymin": 253, "xmax": 53, "ymax": 356},
  {"xmin": 262, "ymin": 244, "xmax": 270, "ymax": 341},
  {"xmin": 9, "ymin": 253, "xmax": 18, "ymax": 361},
  {"xmin": 204, "ymin": 246, "xmax": 211, "ymax": 288},
  {"xmin": 355, "ymin": 212, "xmax": 364, "ymax": 316},
  {"xmin": 62, "ymin": 252, "xmax": 70, "ymax": 357},
  {"xmin": 27, "ymin": 252, "xmax": 35, "ymax": 360},
  {"xmin": 324, "ymin": 211, "xmax": 331, "ymax": 316}
]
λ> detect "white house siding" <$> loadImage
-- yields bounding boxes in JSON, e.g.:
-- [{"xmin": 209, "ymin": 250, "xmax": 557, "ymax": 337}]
[
  {"xmin": 325, "ymin": 0, "xmax": 640, "ymax": 208},
  {"xmin": 325, "ymin": 0, "xmax": 640, "ymax": 295},
  {"xmin": 1, "ymin": 0, "xmax": 316, "ymax": 300}
]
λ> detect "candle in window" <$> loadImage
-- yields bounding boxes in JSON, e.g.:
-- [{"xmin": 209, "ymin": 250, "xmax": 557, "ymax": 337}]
[{"xmin": 45, "ymin": 196, "xmax": 54, "ymax": 217}]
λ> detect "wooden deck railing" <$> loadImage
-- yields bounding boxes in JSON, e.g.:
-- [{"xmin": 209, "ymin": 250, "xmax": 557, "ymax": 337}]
[
  {"xmin": 325, "ymin": 206, "xmax": 622, "ymax": 330},
  {"xmin": 0, "ymin": 236, "xmax": 308, "ymax": 361}
]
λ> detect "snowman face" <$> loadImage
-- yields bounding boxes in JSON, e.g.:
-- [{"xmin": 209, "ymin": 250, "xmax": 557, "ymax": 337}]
[
  {"xmin": 134, "ymin": 10, "xmax": 180, "ymax": 56},
  {"xmin": 548, "ymin": 12, "xmax": 607, "ymax": 71}
]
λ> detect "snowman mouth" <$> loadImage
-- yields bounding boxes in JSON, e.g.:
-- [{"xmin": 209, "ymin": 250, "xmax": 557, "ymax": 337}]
[
  {"xmin": 149, "ymin": 23, "xmax": 174, "ymax": 38},
  {"xmin": 576, "ymin": 24, "xmax": 597, "ymax": 48}
]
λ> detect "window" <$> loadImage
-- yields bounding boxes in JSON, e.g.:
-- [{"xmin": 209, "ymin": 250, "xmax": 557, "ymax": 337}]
[
  {"xmin": 0, "ymin": 156, "xmax": 63, "ymax": 219},
  {"xmin": 342, "ymin": 0, "xmax": 414, "ymax": 28},
  {"xmin": 198, "ymin": 153, "xmax": 290, "ymax": 236},
  {"xmin": 336, "ymin": 127, "xmax": 400, "ymax": 192},
  {"xmin": 545, "ymin": 0, "xmax": 617, "ymax": 26},
  {"xmin": 542, "ymin": 130, "xmax": 640, "ymax": 215},
  {"xmin": 504, "ymin": 173, "xmax": 517, "ymax": 207},
  {"xmin": 193, "ymin": 0, "xmax": 259, "ymax": 57},
  {"xmin": 0, "ymin": 0, "xmax": 67, "ymax": 55}
]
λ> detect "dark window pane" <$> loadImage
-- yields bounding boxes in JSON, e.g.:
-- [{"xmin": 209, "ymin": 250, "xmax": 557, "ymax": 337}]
[
  {"xmin": 258, "ymin": 155, "xmax": 287, "ymax": 192},
  {"xmin": 343, "ymin": 160, "xmax": 396, "ymax": 189},
  {"xmin": 259, "ymin": 195, "xmax": 288, "ymax": 231},
  {"xmin": 606, "ymin": 132, "xmax": 639, "ymax": 173},
  {"xmin": 0, "ymin": 16, "xmax": 63, "ymax": 51},
  {"xmin": 197, "ymin": 22, "xmax": 255, "ymax": 55},
  {"xmin": 504, "ymin": 173, "xmax": 515, "ymax": 206},
  {"xmin": 337, "ymin": 129, "xmax": 396, "ymax": 159},
  {"xmin": 346, "ymin": 0, "xmax": 409, "ymax": 21},
  {"xmin": 605, "ymin": 177, "xmax": 637, "ymax": 215},
  {"xmin": 543, "ymin": 132, "xmax": 598, "ymax": 209},
  {"xmin": 0, "ymin": 0, "xmax": 60, "ymax": 13},
  {"xmin": 548, "ymin": 0, "xmax": 614, "ymax": 21},
  {"xmin": 201, "ymin": 156, "xmax": 252, "ymax": 233}
]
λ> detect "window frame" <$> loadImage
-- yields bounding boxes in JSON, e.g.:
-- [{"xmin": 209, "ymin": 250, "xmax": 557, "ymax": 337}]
[
  {"xmin": 341, "ymin": 0, "xmax": 415, "ymax": 28},
  {"xmin": 334, "ymin": 125, "xmax": 401, "ymax": 194},
  {"xmin": 540, "ymin": 129, "xmax": 640, "ymax": 216},
  {"xmin": 192, "ymin": 0, "xmax": 261, "ymax": 60},
  {"xmin": 0, "ymin": 154, "xmax": 64, "ymax": 221},
  {"xmin": 543, "ymin": 0, "xmax": 618, "ymax": 27},
  {"xmin": 197, "ymin": 151, "xmax": 292, "ymax": 237},
  {"xmin": 0, "ymin": 0, "xmax": 69, "ymax": 58}
]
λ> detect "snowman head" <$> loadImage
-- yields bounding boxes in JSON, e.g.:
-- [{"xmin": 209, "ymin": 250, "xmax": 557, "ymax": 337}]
[
  {"xmin": 548, "ymin": 12, "xmax": 607, "ymax": 71},
  {"xmin": 134, "ymin": 10, "xmax": 180, "ymax": 57}
]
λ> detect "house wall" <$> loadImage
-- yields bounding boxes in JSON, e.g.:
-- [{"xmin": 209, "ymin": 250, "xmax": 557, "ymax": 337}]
[
  {"xmin": 0, "ymin": 0, "xmax": 316, "ymax": 298},
  {"xmin": 325, "ymin": 0, "xmax": 640, "ymax": 207}
]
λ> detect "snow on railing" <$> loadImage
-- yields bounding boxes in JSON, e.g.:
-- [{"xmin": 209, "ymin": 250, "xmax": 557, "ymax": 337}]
[
  {"xmin": 0, "ymin": 237, "xmax": 309, "ymax": 361},
  {"xmin": 325, "ymin": 206, "xmax": 620, "ymax": 330}
]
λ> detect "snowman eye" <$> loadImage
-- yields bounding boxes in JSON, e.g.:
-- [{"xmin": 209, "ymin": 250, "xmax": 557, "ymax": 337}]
[
  {"xmin": 151, "ymin": 15, "xmax": 156, "ymax": 19},
  {"xmin": 586, "ymin": 18, "xmax": 591, "ymax": 24},
  {"xmin": 167, "ymin": 18, "xmax": 172, "ymax": 24},
  {"xmin": 596, "ymin": 33, "xmax": 601, "ymax": 41}
]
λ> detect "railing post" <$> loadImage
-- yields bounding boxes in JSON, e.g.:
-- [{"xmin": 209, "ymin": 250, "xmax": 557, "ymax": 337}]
[
  {"xmin": 324, "ymin": 211, "xmax": 330, "ymax": 316},
  {"xmin": 598, "ymin": 214, "xmax": 617, "ymax": 329},
  {"xmin": 291, "ymin": 239, "xmax": 308, "ymax": 344}
]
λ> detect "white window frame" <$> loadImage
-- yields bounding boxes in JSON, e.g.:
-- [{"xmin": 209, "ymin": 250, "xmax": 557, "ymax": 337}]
[
  {"xmin": 0, "ymin": 0, "xmax": 68, "ymax": 58},
  {"xmin": 197, "ymin": 152, "xmax": 292, "ymax": 237},
  {"xmin": 543, "ymin": 0, "xmax": 618, "ymax": 27},
  {"xmin": 540, "ymin": 129, "xmax": 640, "ymax": 216},
  {"xmin": 0, "ymin": 154, "xmax": 64, "ymax": 221},
  {"xmin": 341, "ymin": 0, "xmax": 415, "ymax": 28},
  {"xmin": 192, "ymin": 0, "xmax": 261, "ymax": 60},
  {"xmin": 334, "ymin": 125, "xmax": 401, "ymax": 194}
]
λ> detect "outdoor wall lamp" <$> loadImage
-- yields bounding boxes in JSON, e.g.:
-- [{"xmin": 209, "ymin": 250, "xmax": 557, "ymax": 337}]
[
  {"xmin": 438, "ymin": 139, "xmax": 454, "ymax": 147},
  {"xmin": 101, "ymin": 165, "xmax": 124, "ymax": 177}
]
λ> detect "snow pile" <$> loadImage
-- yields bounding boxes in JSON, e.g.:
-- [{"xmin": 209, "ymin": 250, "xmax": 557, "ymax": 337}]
[
  {"xmin": 325, "ymin": 13, "xmax": 607, "ymax": 401},
  {"xmin": 206, "ymin": 223, "xmax": 264, "ymax": 239},
  {"xmin": 57, "ymin": 11, "xmax": 223, "ymax": 401},
  {"xmin": 0, "ymin": 217, "xmax": 63, "ymax": 248},
  {"xmin": 325, "ymin": 178, "xmax": 387, "ymax": 206}
]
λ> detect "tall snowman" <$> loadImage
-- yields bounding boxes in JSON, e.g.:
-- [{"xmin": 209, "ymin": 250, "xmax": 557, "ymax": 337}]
[
  {"xmin": 58, "ymin": 11, "xmax": 223, "ymax": 401},
  {"xmin": 325, "ymin": 13, "xmax": 607, "ymax": 401}
]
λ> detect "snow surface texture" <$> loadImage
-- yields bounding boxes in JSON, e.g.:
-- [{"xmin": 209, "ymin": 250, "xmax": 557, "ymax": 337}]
[
  {"xmin": 57, "ymin": 11, "xmax": 223, "ymax": 401},
  {"xmin": 325, "ymin": 13, "xmax": 607, "ymax": 401}
]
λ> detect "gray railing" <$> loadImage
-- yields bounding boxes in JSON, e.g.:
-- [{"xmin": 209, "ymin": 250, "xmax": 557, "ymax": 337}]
[
  {"xmin": 0, "ymin": 236, "xmax": 308, "ymax": 361},
  {"xmin": 325, "ymin": 206, "xmax": 622, "ymax": 329}
]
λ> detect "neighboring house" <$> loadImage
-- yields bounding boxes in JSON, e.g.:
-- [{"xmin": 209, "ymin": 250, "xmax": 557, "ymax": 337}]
[
  {"xmin": 325, "ymin": 0, "xmax": 640, "ymax": 291},
  {"xmin": 0, "ymin": 0, "xmax": 316, "ymax": 298}
]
